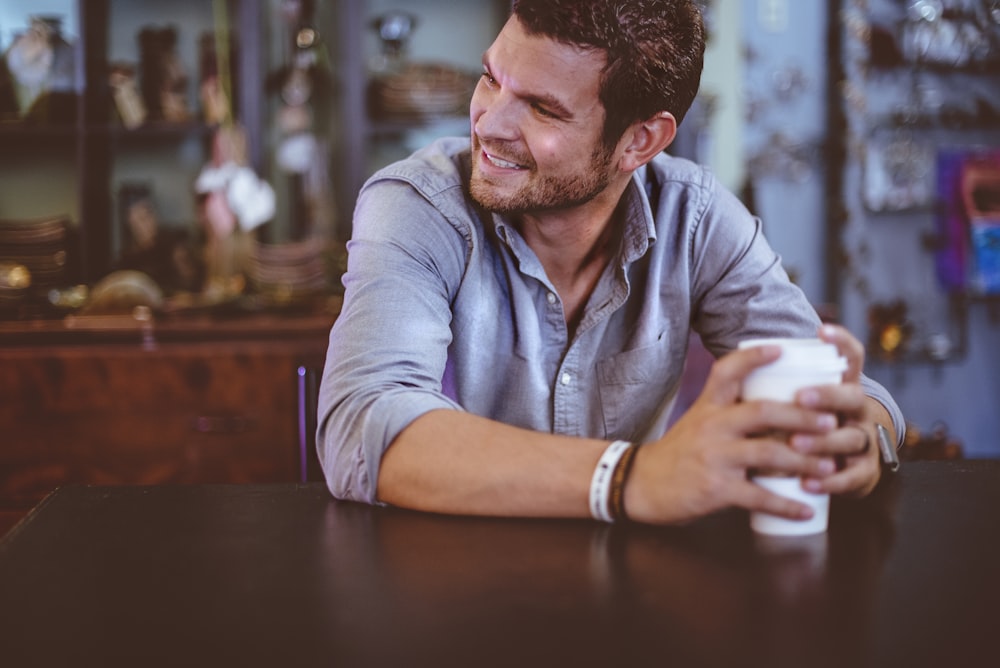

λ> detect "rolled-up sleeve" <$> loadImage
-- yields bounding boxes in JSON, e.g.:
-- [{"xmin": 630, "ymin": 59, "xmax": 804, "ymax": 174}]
[{"xmin": 316, "ymin": 177, "xmax": 470, "ymax": 503}]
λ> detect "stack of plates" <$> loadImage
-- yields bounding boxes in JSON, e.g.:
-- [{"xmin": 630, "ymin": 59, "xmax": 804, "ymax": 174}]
[
  {"xmin": 0, "ymin": 216, "xmax": 72, "ymax": 307},
  {"xmin": 246, "ymin": 237, "xmax": 330, "ymax": 301},
  {"xmin": 370, "ymin": 62, "xmax": 476, "ymax": 120}
]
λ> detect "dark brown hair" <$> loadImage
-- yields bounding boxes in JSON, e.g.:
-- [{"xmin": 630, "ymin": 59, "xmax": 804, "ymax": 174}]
[{"xmin": 512, "ymin": 0, "xmax": 706, "ymax": 146}]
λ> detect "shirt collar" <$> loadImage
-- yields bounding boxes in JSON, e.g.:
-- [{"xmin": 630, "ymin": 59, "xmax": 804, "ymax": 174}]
[{"xmin": 620, "ymin": 168, "xmax": 657, "ymax": 265}]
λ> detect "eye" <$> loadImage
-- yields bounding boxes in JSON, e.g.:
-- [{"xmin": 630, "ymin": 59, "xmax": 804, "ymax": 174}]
[
  {"xmin": 480, "ymin": 70, "xmax": 497, "ymax": 87},
  {"xmin": 531, "ymin": 103, "xmax": 556, "ymax": 119}
]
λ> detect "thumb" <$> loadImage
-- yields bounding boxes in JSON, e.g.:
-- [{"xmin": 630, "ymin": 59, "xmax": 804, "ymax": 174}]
[{"xmin": 699, "ymin": 343, "xmax": 781, "ymax": 405}]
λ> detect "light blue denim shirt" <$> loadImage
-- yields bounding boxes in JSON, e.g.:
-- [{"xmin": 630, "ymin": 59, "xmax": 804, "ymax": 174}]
[{"xmin": 318, "ymin": 137, "xmax": 904, "ymax": 503}]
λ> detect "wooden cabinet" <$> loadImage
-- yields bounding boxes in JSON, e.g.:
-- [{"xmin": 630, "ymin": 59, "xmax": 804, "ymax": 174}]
[
  {"xmin": 0, "ymin": 0, "xmax": 513, "ymax": 535},
  {"xmin": 0, "ymin": 312, "xmax": 333, "ymax": 536}
]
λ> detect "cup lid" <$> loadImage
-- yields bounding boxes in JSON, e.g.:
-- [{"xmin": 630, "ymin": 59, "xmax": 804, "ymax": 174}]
[{"xmin": 739, "ymin": 338, "xmax": 847, "ymax": 374}]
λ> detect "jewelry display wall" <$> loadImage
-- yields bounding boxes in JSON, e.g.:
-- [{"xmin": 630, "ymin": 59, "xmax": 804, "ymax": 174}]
[{"xmin": 834, "ymin": 0, "xmax": 1000, "ymax": 365}]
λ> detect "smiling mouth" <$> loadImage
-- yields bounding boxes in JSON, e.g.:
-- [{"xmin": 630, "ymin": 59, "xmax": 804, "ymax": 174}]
[{"xmin": 483, "ymin": 151, "xmax": 526, "ymax": 170}]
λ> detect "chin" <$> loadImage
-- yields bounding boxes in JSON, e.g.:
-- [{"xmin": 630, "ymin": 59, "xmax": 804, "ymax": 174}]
[{"xmin": 469, "ymin": 183, "xmax": 511, "ymax": 212}]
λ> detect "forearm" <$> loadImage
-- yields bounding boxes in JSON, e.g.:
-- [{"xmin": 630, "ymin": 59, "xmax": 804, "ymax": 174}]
[{"xmin": 377, "ymin": 409, "xmax": 609, "ymax": 518}]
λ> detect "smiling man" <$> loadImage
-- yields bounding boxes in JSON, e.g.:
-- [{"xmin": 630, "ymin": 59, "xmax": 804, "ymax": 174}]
[{"xmin": 317, "ymin": 0, "xmax": 905, "ymax": 525}]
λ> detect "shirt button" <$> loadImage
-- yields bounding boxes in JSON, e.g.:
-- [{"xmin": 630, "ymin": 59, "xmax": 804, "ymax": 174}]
[
  {"xmin": 546, "ymin": 292, "xmax": 557, "ymax": 305},
  {"xmin": 560, "ymin": 373, "xmax": 572, "ymax": 386}
]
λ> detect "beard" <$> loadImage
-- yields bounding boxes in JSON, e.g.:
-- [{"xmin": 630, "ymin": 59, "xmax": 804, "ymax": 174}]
[{"xmin": 469, "ymin": 135, "xmax": 616, "ymax": 215}]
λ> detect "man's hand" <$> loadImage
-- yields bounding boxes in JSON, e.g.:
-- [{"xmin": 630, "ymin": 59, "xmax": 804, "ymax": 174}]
[
  {"xmin": 624, "ymin": 341, "xmax": 840, "ymax": 525},
  {"xmin": 624, "ymin": 325, "xmax": 892, "ymax": 525},
  {"xmin": 792, "ymin": 324, "xmax": 891, "ymax": 498}
]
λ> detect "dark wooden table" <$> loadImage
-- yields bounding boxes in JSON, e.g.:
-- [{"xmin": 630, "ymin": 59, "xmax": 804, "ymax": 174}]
[{"xmin": 1, "ymin": 461, "xmax": 998, "ymax": 667}]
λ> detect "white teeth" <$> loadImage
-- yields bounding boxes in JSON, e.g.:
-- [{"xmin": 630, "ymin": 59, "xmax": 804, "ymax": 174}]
[{"xmin": 486, "ymin": 153, "xmax": 523, "ymax": 169}]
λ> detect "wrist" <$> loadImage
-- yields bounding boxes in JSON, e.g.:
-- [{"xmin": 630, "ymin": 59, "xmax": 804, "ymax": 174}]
[
  {"xmin": 621, "ymin": 444, "xmax": 652, "ymax": 524},
  {"xmin": 589, "ymin": 440, "xmax": 638, "ymax": 522}
]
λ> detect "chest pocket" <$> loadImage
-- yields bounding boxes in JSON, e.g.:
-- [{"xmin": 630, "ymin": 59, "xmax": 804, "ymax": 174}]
[{"xmin": 596, "ymin": 337, "xmax": 686, "ymax": 439}]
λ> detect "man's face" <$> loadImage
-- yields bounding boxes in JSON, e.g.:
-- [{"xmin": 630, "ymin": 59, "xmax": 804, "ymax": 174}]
[{"xmin": 469, "ymin": 17, "xmax": 619, "ymax": 214}]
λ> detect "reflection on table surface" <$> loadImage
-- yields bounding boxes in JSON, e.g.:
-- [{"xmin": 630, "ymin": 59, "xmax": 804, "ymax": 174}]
[
  {"xmin": 0, "ymin": 461, "xmax": 998, "ymax": 668},
  {"xmin": 321, "ymin": 484, "xmax": 894, "ymax": 667}
]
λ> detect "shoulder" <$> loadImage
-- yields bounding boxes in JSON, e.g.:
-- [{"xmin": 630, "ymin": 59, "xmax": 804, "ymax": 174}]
[
  {"xmin": 357, "ymin": 137, "xmax": 480, "ymax": 236},
  {"xmin": 353, "ymin": 137, "xmax": 479, "ymax": 261},
  {"xmin": 639, "ymin": 153, "xmax": 751, "ymax": 235},
  {"xmin": 641, "ymin": 152, "xmax": 730, "ymax": 205},
  {"xmin": 646, "ymin": 151, "xmax": 713, "ymax": 184},
  {"xmin": 363, "ymin": 136, "xmax": 472, "ymax": 203}
]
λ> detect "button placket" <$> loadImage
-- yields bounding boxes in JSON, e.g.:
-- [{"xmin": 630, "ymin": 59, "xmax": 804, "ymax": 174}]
[{"xmin": 552, "ymin": 342, "xmax": 582, "ymax": 434}]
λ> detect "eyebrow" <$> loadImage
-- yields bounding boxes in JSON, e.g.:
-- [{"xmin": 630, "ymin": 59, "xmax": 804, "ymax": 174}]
[{"xmin": 481, "ymin": 54, "xmax": 575, "ymax": 120}]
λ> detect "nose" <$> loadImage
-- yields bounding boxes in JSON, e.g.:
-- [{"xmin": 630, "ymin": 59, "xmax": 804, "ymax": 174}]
[{"xmin": 471, "ymin": 83, "xmax": 519, "ymax": 143}]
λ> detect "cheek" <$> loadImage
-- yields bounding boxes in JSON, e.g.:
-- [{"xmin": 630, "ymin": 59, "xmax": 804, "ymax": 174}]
[
  {"xmin": 469, "ymin": 83, "xmax": 488, "ymax": 124},
  {"xmin": 531, "ymin": 134, "xmax": 567, "ymax": 167}
]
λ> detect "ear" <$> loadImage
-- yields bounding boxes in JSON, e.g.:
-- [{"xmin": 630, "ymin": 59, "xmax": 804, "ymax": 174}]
[{"xmin": 617, "ymin": 112, "xmax": 678, "ymax": 172}]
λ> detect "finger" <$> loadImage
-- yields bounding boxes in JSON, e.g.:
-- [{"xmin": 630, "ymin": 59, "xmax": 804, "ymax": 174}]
[
  {"xmin": 734, "ymin": 398, "xmax": 839, "ymax": 441},
  {"xmin": 732, "ymin": 479, "xmax": 816, "ymax": 520},
  {"xmin": 790, "ymin": 423, "xmax": 871, "ymax": 457},
  {"xmin": 818, "ymin": 324, "xmax": 865, "ymax": 382},
  {"xmin": 795, "ymin": 381, "xmax": 866, "ymax": 416},
  {"xmin": 730, "ymin": 435, "xmax": 838, "ymax": 480},
  {"xmin": 803, "ymin": 453, "xmax": 880, "ymax": 497},
  {"xmin": 699, "ymin": 344, "xmax": 782, "ymax": 406},
  {"xmin": 843, "ymin": 424, "xmax": 873, "ymax": 456}
]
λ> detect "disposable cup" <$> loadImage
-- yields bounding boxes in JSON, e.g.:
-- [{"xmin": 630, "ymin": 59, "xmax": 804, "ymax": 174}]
[
  {"xmin": 739, "ymin": 338, "xmax": 847, "ymax": 403},
  {"xmin": 751, "ymin": 475, "xmax": 830, "ymax": 535},
  {"xmin": 739, "ymin": 338, "xmax": 847, "ymax": 536}
]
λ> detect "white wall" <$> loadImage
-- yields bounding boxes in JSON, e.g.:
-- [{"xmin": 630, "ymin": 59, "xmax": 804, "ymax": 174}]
[{"xmin": 700, "ymin": 0, "xmax": 745, "ymax": 192}]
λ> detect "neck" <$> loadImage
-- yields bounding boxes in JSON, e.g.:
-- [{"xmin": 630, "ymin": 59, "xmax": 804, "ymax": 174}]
[
  {"xmin": 517, "ymin": 180, "xmax": 627, "ymax": 281},
  {"xmin": 517, "ymin": 189, "xmax": 626, "ymax": 334}
]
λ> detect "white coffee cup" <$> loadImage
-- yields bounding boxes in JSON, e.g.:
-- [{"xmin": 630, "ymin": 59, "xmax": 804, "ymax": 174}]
[{"xmin": 739, "ymin": 338, "xmax": 847, "ymax": 536}]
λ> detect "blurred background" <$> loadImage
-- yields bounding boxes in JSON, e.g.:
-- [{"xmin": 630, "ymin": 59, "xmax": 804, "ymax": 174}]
[{"xmin": 1, "ymin": 0, "xmax": 997, "ymax": 533}]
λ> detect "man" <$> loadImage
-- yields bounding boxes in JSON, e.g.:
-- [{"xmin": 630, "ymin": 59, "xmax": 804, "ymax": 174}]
[{"xmin": 317, "ymin": 0, "xmax": 904, "ymax": 525}]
